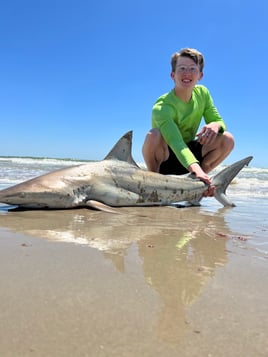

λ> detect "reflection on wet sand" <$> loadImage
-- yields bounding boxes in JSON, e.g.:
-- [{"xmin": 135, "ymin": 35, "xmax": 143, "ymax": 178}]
[{"xmin": 0, "ymin": 206, "xmax": 231, "ymax": 345}]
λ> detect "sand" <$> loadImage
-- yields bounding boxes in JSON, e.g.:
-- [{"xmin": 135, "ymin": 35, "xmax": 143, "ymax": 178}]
[{"xmin": 0, "ymin": 201, "xmax": 267, "ymax": 357}]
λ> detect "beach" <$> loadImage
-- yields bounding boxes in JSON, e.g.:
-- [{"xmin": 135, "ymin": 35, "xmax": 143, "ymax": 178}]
[{"xmin": 0, "ymin": 158, "xmax": 268, "ymax": 356}]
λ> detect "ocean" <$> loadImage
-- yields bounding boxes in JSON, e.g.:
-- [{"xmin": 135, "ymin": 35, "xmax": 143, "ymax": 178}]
[
  {"xmin": 0, "ymin": 155, "xmax": 267, "ymax": 197},
  {"xmin": 0, "ymin": 156, "xmax": 267, "ymax": 257}
]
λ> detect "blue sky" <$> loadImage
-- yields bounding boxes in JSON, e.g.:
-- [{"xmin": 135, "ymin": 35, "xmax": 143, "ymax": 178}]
[{"xmin": 1, "ymin": 0, "xmax": 267, "ymax": 167}]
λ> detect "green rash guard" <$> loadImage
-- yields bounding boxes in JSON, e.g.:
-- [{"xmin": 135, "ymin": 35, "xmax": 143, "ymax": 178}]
[{"xmin": 152, "ymin": 84, "xmax": 226, "ymax": 169}]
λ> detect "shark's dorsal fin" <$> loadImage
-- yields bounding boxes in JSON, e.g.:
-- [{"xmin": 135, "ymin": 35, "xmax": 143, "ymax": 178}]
[{"xmin": 104, "ymin": 131, "xmax": 139, "ymax": 166}]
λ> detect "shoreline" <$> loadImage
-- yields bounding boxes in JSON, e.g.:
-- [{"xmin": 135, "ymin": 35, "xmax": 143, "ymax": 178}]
[{"xmin": 0, "ymin": 201, "xmax": 267, "ymax": 356}]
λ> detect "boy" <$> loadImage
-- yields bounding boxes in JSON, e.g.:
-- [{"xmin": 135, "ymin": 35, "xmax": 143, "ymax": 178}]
[{"xmin": 142, "ymin": 48, "xmax": 234, "ymax": 196}]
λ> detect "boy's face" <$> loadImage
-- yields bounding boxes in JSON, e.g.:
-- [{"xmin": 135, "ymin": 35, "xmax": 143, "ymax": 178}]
[{"xmin": 171, "ymin": 56, "xmax": 203, "ymax": 90}]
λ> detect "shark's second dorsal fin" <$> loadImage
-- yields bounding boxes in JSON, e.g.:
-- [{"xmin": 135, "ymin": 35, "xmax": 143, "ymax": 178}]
[{"xmin": 104, "ymin": 131, "xmax": 139, "ymax": 166}]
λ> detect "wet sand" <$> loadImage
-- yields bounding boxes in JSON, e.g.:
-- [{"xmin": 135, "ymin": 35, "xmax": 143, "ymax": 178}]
[{"xmin": 0, "ymin": 199, "xmax": 268, "ymax": 357}]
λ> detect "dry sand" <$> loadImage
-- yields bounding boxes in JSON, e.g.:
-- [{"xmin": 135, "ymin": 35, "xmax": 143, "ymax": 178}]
[{"xmin": 0, "ymin": 202, "xmax": 267, "ymax": 357}]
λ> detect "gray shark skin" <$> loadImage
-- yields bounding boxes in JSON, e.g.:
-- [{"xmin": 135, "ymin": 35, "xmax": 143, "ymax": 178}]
[{"xmin": 0, "ymin": 131, "xmax": 252, "ymax": 211}]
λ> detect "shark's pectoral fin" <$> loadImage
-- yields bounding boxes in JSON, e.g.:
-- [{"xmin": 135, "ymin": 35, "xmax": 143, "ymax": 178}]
[{"xmin": 86, "ymin": 200, "xmax": 119, "ymax": 214}]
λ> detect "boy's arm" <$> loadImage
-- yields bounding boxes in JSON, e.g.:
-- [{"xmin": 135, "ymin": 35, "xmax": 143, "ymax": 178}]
[
  {"xmin": 153, "ymin": 105, "xmax": 199, "ymax": 169},
  {"xmin": 157, "ymin": 120, "xmax": 200, "ymax": 169},
  {"xmin": 203, "ymin": 89, "xmax": 226, "ymax": 133}
]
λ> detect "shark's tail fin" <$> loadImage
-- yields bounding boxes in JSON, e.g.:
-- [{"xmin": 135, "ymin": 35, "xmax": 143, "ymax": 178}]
[{"xmin": 212, "ymin": 156, "xmax": 253, "ymax": 207}]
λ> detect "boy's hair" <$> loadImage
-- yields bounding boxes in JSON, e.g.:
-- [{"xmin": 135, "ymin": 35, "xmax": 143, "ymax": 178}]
[{"xmin": 171, "ymin": 48, "xmax": 205, "ymax": 73}]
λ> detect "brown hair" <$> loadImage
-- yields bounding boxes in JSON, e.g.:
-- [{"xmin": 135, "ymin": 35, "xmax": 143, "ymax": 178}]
[{"xmin": 171, "ymin": 48, "xmax": 205, "ymax": 73}]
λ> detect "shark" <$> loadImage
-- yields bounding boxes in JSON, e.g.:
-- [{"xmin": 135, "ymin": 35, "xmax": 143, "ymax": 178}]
[{"xmin": 0, "ymin": 131, "xmax": 252, "ymax": 212}]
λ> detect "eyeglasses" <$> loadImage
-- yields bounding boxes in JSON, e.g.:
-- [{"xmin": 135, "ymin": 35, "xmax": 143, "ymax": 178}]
[{"xmin": 175, "ymin": 65, "xmax": 199, "ymax": 74}]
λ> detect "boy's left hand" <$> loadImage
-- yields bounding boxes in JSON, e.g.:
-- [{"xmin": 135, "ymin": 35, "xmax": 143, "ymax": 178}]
[{"xmin": 196, "ymin": 123, "xmax": 220, "ymax": 145}]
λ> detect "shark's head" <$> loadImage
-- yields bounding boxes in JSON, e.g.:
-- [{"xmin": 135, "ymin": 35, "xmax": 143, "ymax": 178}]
[
  {"xmin": 0, "ymin": 187, "xmax": 50, "ymax": 208},
  {"xmin": 0, "ymin": 180, "xmax": 61, "ymax": 208}
]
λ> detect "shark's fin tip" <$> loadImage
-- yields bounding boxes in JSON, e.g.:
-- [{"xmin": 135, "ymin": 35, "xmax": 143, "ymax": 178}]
[{"xmin": 103, "ymin": 130, "xmax": 138, "ymax": 166}]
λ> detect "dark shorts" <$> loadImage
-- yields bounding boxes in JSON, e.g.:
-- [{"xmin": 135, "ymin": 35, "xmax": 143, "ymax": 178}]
[{"xmin": 159, "ymin": 141, "xmax": 203, "ymax": 175}]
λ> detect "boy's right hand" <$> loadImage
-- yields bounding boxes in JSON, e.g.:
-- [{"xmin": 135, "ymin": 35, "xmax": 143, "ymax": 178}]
[{"xmin": 188, "ymin": 163, "xmax": 215, "ymax": 197}]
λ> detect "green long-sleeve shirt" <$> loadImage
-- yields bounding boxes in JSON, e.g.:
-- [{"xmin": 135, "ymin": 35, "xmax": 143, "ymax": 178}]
[{"xmin": 152, "ymin": 85, "xmax": 226, "ymax": 168}]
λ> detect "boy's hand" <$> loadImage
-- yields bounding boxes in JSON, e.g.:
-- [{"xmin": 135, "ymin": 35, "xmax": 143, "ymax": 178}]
[
  {"xmin": 202, "ymin": 185, "xmax": 215, "ymax": 197},
  {"xmin": 196, "ymin": 123, "xmax": 221, "ymax": 145},
  {"xmin": 188, "ymin": 163, "xmax": 215, "ymax": 197}
]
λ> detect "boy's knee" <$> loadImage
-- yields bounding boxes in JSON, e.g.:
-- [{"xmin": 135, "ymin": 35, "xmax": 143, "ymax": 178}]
[
  {"xmin": 147, "ymin": 128, "xmax": 161, "ymax": 142},
  {"xmin": 223, "ymin": 132, "xmax": 235, "ymax": 152},
  {"xmin": 143, "ymin": 128, "xmax": 161, "ymax": 148}
]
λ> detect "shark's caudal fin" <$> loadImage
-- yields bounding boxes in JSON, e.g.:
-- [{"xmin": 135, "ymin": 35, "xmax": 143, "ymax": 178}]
[
  {"xmin": 104, "ymin": 131, "xmax": 139, "ymax": 166},
  {"xmin": 212, "ymin": 156, "xmax": 253, "ymax": 207}
]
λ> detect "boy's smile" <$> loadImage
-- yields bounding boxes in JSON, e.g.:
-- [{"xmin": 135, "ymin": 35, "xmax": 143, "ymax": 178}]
[{"xmin": 171, "ymin": 56, "xmax": 203, "ymax": 92}]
